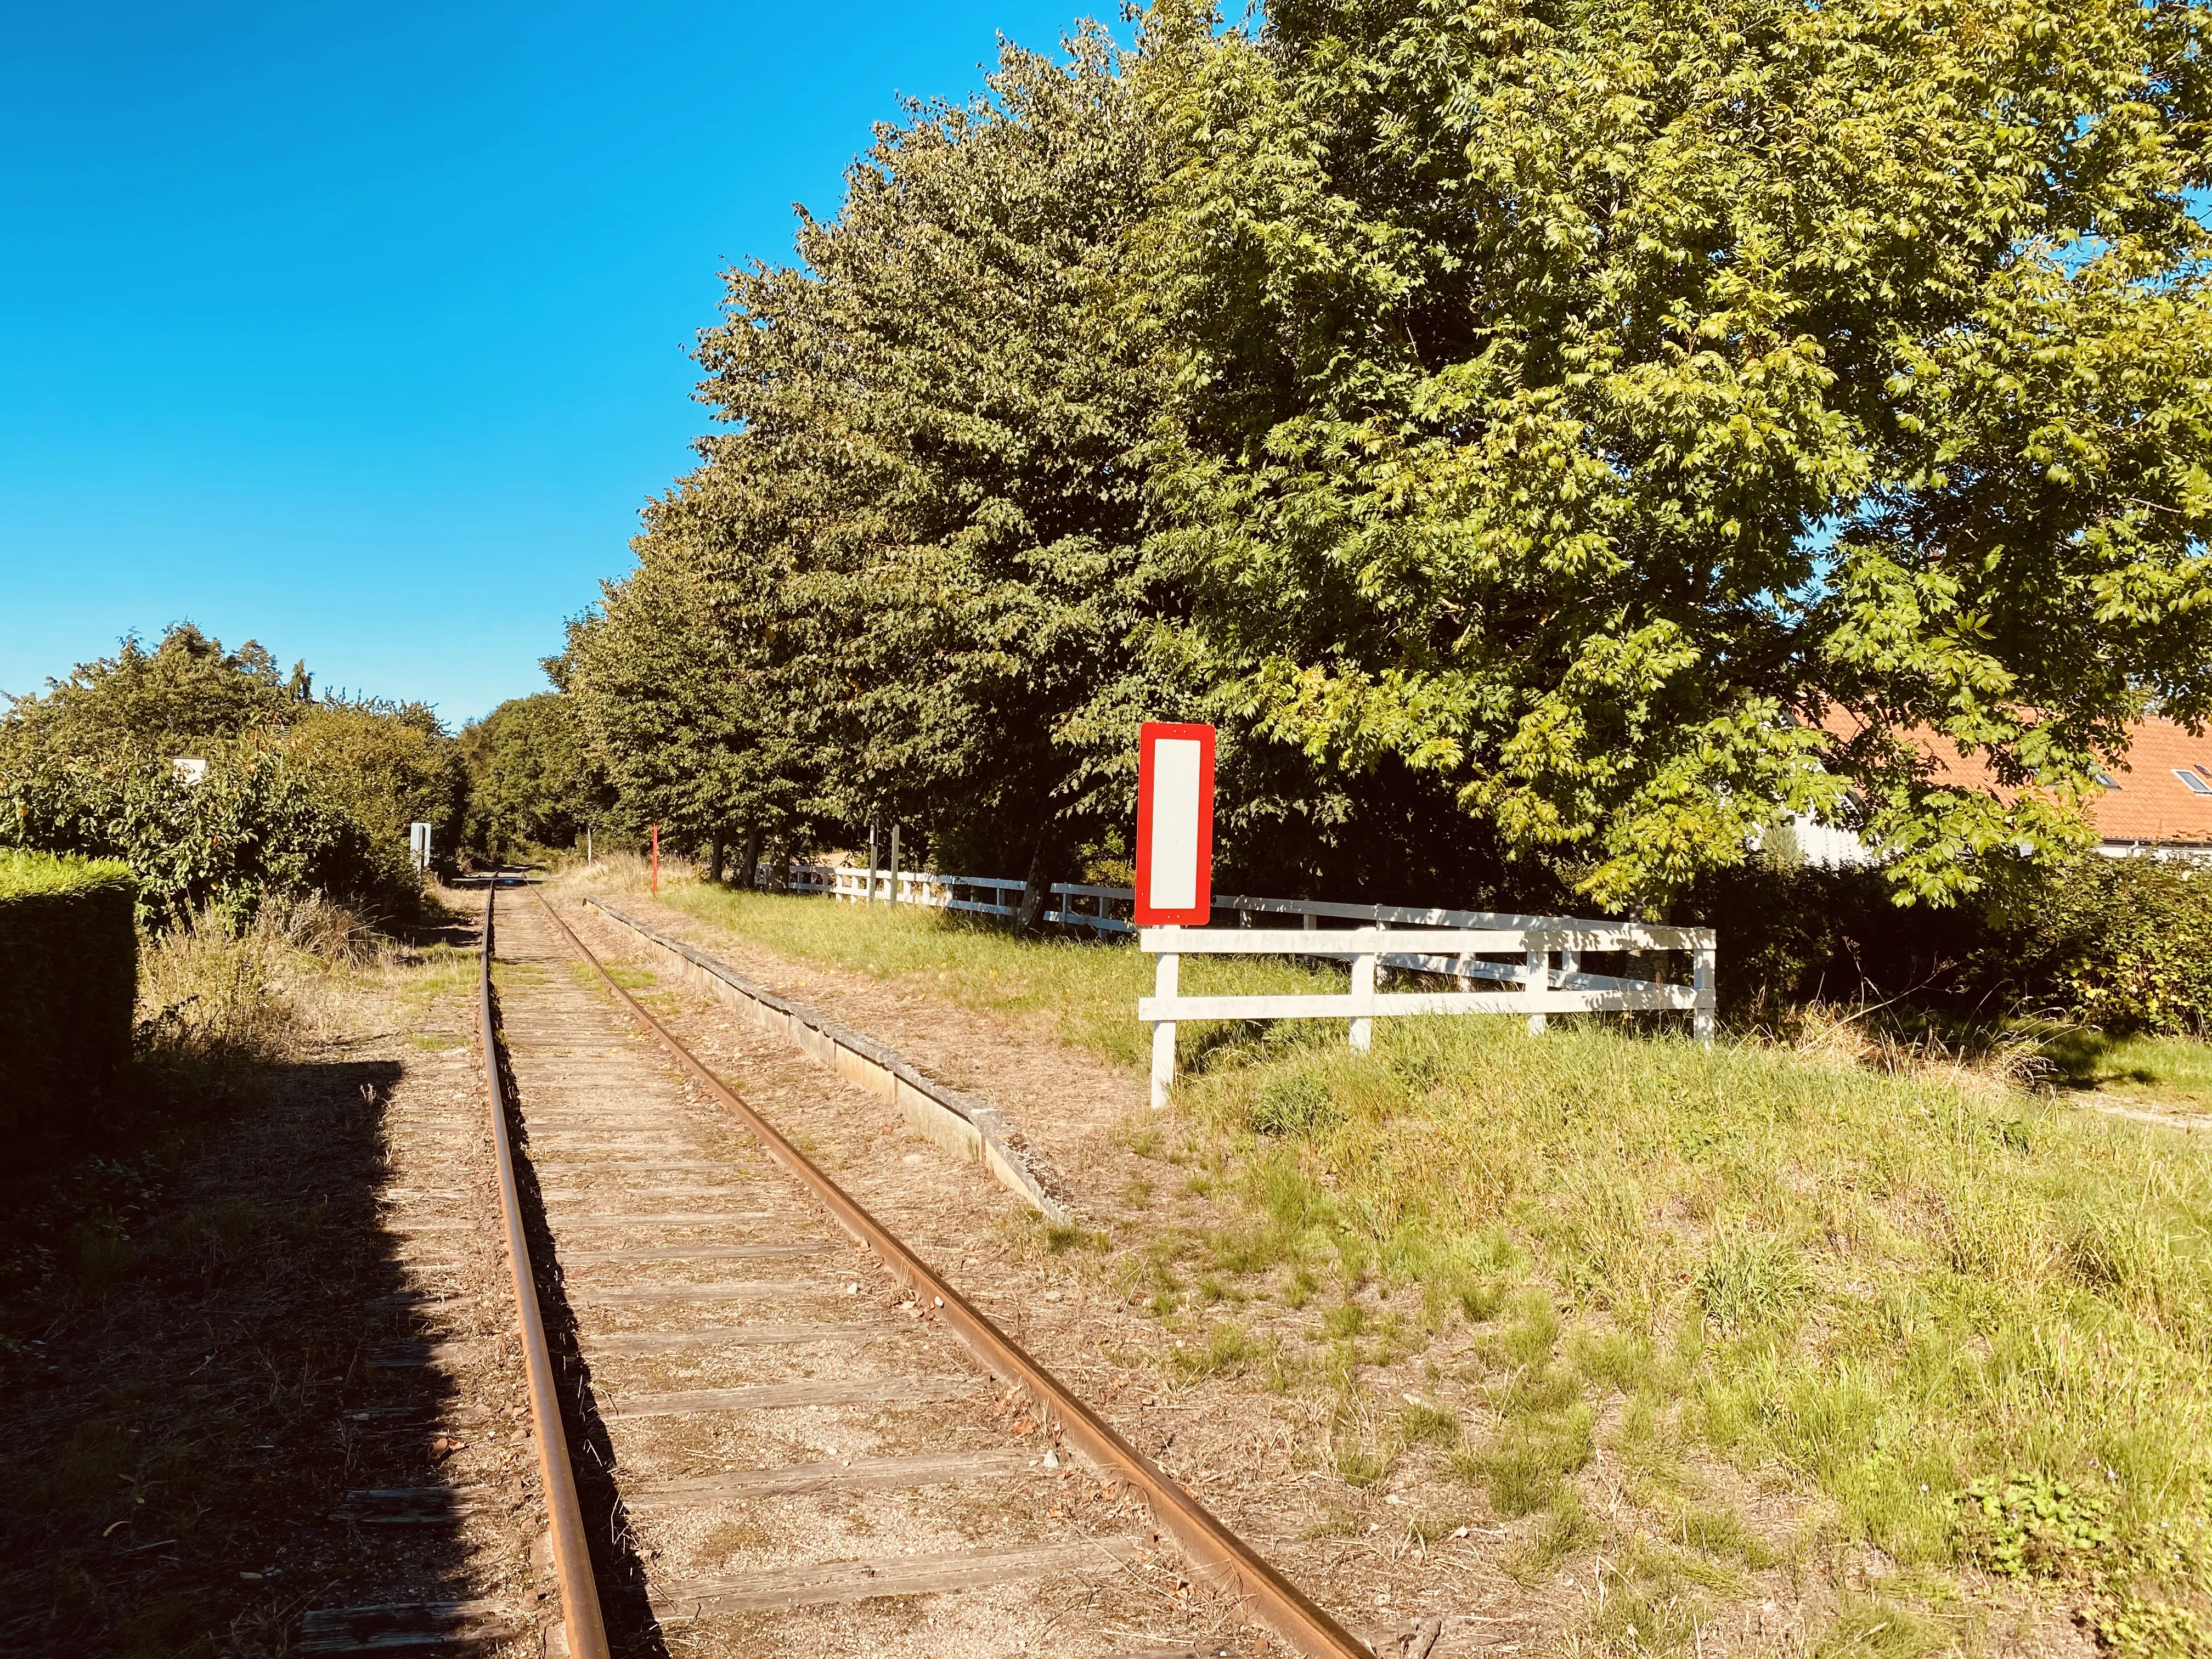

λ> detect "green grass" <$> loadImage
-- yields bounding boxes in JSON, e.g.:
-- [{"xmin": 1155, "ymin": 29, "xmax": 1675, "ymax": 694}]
[
  {"xmin": 1183, "ymin": 1021, "xmax": 2212, "ymax": 1651},
  {"xmin": 2046, "ymin": 1029, "xmax": 2212, "ymax": 1113},
  {"xmin": 628, "ymin": 876, "xmax": 2212, "ymax": 1652},
  {"xmin": 654, "ymin": 882, "xmax": 1341, "ymax": 1067}
]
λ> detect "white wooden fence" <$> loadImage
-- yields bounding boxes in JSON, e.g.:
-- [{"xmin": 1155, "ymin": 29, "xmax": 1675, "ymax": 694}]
[
  {"xmin": 777, "ymin": 860, "xmax": 1717, "ymax": 1106},
  {"xmin": 792, "ymin": 864, "xmax": 1134, "ymax": 930},
  {"xmin": 1138, "ymin": 922, "xmax": 1716, "ymax": 1108}
]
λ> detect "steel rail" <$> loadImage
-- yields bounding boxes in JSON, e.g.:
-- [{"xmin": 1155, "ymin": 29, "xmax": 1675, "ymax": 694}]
[
  {"xmin": 475, "ymin": 879, "xmax": 612, "ymax": 1659},
  {"xmin": 534, "ymin": 888, "xmax": 1370, "ymax": 1659}
]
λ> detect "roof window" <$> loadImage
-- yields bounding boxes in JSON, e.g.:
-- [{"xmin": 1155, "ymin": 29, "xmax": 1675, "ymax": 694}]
[
  {"xmin": 2095, "ymin": 769, "xmax": 2122, "ymax": 789},
  {"xmin": 2176, "ymin": 769, "xmax": 2212, "ymax": 797}
]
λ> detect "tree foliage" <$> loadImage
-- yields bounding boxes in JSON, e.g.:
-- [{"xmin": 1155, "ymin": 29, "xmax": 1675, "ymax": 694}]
[
  {"xmin": 572, "ymin": 33, "xmax": 1182, "ymax": 889},
  {"xmin": 567, "ymin": 0, "xmax": 2212, "ymax": 916},
  {"xmin": 1128, "ymin": 0, "xmax": 2212, "ymax": 907},
  {"xmin": 461, "ymin": 691, "xmax": 613, "ymax": 861},
  {"xmin": 2, "ymin": 624, "xmax": 456, "ymax": 923},
  {"xmin": 281, "ymin": 699, "xmax": 468, "ymax": 866},
  {"xmin": 6, "ymin": 623, "xmax": 309, "ymax": 752}
]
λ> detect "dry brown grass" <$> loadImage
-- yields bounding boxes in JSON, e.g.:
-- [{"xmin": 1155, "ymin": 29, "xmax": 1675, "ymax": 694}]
[
  {"xmin": 1769, "ymin": 997, "xmax": 2055, "ymax": 1094},
  {"xmin": 544, "ymin": 849, "xmax": 697, "ymax": 901},
  {"xmin": 132, "ymin": 895, "xmax": 389, "ymax": 1066}
]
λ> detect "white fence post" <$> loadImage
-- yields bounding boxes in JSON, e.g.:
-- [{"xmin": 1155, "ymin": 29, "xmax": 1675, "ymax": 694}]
[
  {"xmin": 1150, "ymin": 929, "xmax": 1181, "ymax": 1110},
  {"xmin": 1525, "ymin": 941, "xmax": 1548, "ymax": 1035},
  {"xmin": 1348, "ymin": 951, "xmax": 1376, "ymax": 1052},
  {"xmin": 1694, "ymin": 934, "xmax": 1717, "ymax": 1046}
]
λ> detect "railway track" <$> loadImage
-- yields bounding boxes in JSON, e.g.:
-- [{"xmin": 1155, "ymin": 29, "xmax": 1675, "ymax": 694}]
[{"xmin": 474, "ymin": 877, "xmax": 1373, "ymax": 1658}]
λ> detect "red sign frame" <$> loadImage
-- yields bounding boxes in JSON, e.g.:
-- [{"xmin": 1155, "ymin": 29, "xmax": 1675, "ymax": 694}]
[{"xmin": 1135, "ymin": 721, "xmax": 1215, "ymax": 926}]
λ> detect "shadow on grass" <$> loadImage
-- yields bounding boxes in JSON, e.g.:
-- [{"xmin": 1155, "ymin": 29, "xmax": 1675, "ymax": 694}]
[{"xmin": 0, "ymin": 1051, "xmax": 489, "ymax": 1658}]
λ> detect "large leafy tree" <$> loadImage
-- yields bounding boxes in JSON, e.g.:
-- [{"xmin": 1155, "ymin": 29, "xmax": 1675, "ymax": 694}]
[
  {"xmin": 3, "ymin": 623, "xmax": 308, "ymax": 752},
  {"xmin": 565, "ymin": 527, "xmax": 818, "ymax": 870},
  {"xmin": 1130, "ymin": 0, "xmax": 2212, "ymax": 908},
  {"xmin": 608, "ymin": 32, "xmax": 1180, "ymax": 900}
]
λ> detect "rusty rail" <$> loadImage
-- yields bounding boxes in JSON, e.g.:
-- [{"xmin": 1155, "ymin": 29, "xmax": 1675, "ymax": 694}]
[
  {"xmin": 534, "ymin": 887, "xmax": 1371, "ymax": 1659},
  {"xmin": 476, "ymin": 879, "xmax": 611, "ymax": 1659}
]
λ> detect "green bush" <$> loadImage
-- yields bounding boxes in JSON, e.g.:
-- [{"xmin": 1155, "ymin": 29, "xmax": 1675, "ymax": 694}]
[
  {"xmin": 1990, "ymin": 856, "xmax": 2212, "ymax": 1037},
  {"xmin": 0, "ymin": 852, "xmax": 137, "ymax": 1150},
  {"xmin": 3, "ymin": 741, "xmax": 415, "ymax": 929},
  {"xmin": 1689, "ymin": 852, "xmax": 2212, "ymax": 1036}
]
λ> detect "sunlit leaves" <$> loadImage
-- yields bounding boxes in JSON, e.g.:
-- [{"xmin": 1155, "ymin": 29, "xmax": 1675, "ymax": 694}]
[{"xmin": 1131, "ymin": 0, "xmax": 2212, "ymax": 907}]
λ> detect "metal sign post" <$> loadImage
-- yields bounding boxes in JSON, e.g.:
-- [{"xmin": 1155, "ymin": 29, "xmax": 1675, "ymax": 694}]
[{"xmin": 409, "ymin": 821, "xmax": 432, "ymax": 873}]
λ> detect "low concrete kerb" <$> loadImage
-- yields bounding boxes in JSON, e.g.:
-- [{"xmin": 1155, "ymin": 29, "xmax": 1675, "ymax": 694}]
[{"xmin": 582, "ymin": 896, "xmax": 1077, "ymax": 1226}]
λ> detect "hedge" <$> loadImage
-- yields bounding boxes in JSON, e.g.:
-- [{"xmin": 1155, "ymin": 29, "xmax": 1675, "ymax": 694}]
[
  {"xmin": 0, "ymin": 851, "xmax": 138, "ymax": 1148},
  {"xmin": 3, "ymin": 743, "xmax": 414, "ymax": 930},
  {"xmin": 1691, "ymin": 848, "xmax": 2212, "ymax": 1036}
]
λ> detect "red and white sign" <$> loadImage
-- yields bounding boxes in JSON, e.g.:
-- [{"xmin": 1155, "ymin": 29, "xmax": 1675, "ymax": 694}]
[{"xmin": 1135, "ymin": 722, "xmax": 1215, "ymax": 926}]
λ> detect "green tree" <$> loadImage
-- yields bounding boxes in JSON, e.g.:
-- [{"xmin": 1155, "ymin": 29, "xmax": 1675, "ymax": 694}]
[
  {"xmin": 2, "ymin": 624, "xmax": 452, "ymax": 918},
  {"xmin": 1128, "ymin": 0, "xmax": 2212, "ymax": 909},
  {"xmin": 580, "ymin": 33, "xmax": 1184, "ymax": 909},
  {"xmin": 566, "ymin": 533, "xmax": 817, "ymax": 877},
  {"xmin": 279, "ymin": 698, "xmax": 469, "ymax": 872},
  {"xmin": 460, "ymin": 691, "xmax": 614, "ymax": 862},
  {"xmin": 3, "ymin": 622, "xmax": 306, "ymax": 753}
]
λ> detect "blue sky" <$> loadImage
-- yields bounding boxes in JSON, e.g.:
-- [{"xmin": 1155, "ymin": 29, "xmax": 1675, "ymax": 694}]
[{"xmin": 0, "ymin": 1, "xmax": 1110, "ymax": 725}]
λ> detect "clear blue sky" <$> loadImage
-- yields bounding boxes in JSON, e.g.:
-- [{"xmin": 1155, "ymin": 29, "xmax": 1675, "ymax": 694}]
[{"xmin": 0, "ymin": 1, "xmax": 1111, "ymax": 725}]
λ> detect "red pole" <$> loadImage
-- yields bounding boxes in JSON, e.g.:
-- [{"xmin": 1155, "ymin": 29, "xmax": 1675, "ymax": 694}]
[{"xmin": 651, "ymin": 823, "xmax": 659, "ymax": 896}]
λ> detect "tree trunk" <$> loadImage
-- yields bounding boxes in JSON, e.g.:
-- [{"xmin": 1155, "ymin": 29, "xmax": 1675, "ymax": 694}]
[
  {"xmin": 709, "ymin": 836, "xmax": 726, "ymax": 884},
  {"xmin": 739, "ymin": 826, "xmax": 763, "ymax": 890},
  {"xmin": 1016, "ymin": 836, "xmax": 1056, "ymax": 933}
]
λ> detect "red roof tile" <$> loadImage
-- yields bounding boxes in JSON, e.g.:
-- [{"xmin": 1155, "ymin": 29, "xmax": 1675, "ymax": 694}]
[
  {"xmin": 2094, "ymin": 715, "xmax": 2212, "ymax": 847},
  {"xmin": 1815, "ymin": 710, "xmax": 2212, "ymax": 849}
]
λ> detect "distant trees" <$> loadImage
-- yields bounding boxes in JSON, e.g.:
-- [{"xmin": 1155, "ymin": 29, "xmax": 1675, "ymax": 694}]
[
  {"xmin": 282, "ymin": 699, "xmax": 468, "ymax": 867},
  {"xmin": 460, "ymin": 691, "xmax": 613, "ymax": 864},
  {"xmin": 569, "ymin": 33, "xmax": 1182, "ymax": 905},
  {"xmin": 565, "ymin": 0, "xmax": 2212, "ymax": 915},
  {"xmin": 565, "ymin": 524, "xmax": 814, "ymax": 878}
]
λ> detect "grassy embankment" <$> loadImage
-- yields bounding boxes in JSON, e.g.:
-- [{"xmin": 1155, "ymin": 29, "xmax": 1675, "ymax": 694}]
[{"xmin": 639, "ymin": 875, "xmax": 2212, "ymax": 1656}]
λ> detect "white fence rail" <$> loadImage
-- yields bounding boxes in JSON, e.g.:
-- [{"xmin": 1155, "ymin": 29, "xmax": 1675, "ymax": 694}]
[
  {"xmin": 771, "ymin": 861, "xmax": 1717, "ymax": 1108},
  {"xmin": 792, "ymin": 864, "xmax": 1133, "ymax": 930},
  {"xmin": 1138, "ymin": 924, "xmax": 1716, "ymax": 1108}
]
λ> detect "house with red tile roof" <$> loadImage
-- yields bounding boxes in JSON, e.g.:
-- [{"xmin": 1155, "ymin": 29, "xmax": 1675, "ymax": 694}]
[
  {"xmin": 1790, "ymin": 712, "xmax": 2212, "ymax": 865},
  {"xmin": 2091, "ymin": 715, "xmax": 2212, "ymax": 857}
]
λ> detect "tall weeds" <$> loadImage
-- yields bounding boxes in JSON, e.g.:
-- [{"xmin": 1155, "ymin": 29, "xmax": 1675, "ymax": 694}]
[{"xmin": 134, "ymin": 894, "xmax": 375, "ymax": 1068}]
